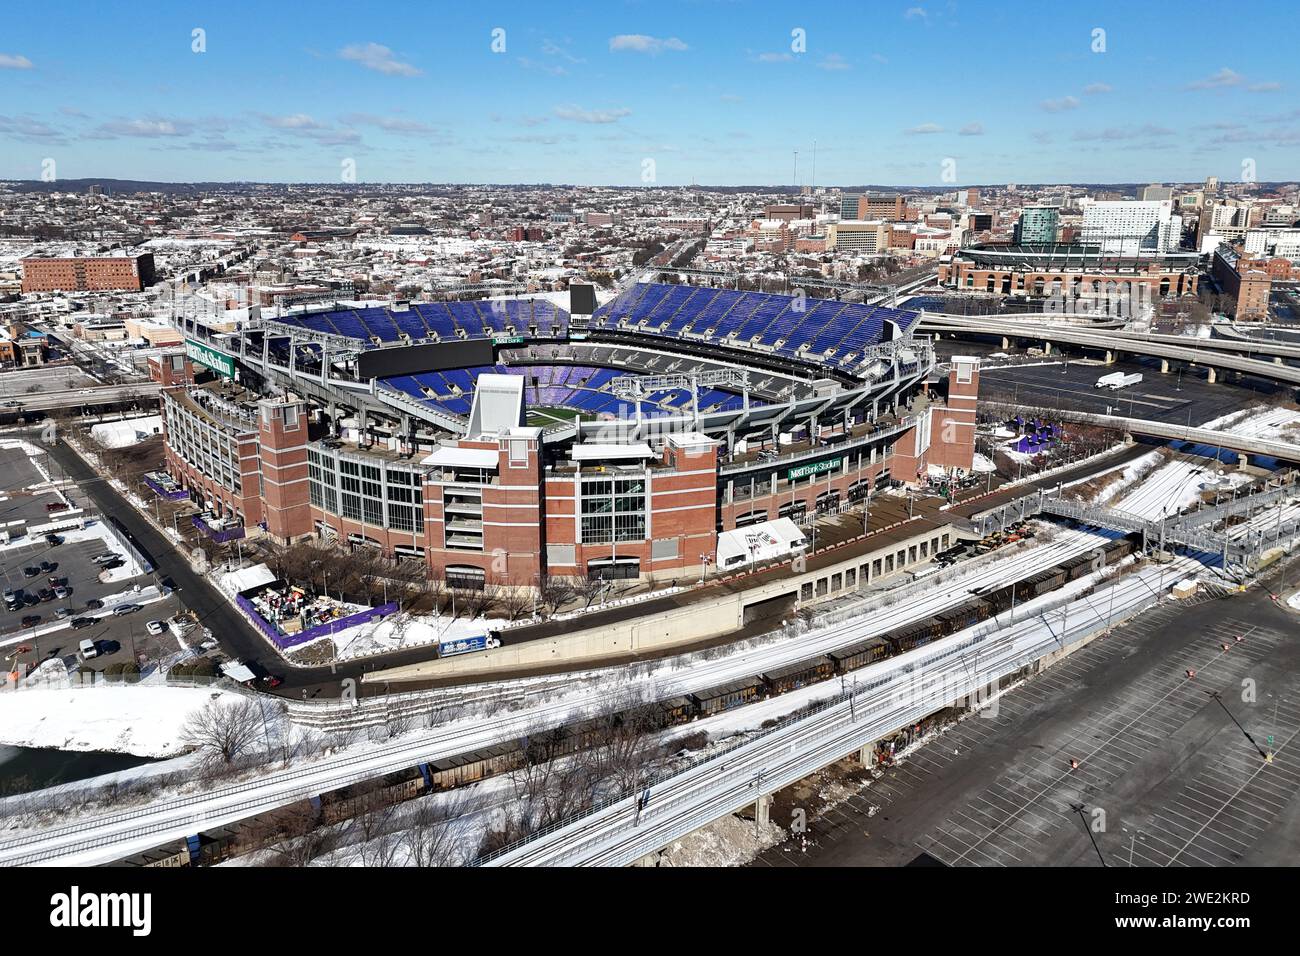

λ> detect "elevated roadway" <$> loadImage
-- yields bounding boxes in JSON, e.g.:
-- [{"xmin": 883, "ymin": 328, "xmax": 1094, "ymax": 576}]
[
  {"xmin": 0, "ymin": 382, "xmax": 161, "ymax": 413},
  {"xmin": 920, "ymin": 314, "xmax": 1300, "ymax": 377}
]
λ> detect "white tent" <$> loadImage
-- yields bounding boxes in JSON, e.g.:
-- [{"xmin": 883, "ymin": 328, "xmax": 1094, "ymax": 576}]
[{"xmin": 716, "ymin": 517, "xmax": 808, "ymax": 569}]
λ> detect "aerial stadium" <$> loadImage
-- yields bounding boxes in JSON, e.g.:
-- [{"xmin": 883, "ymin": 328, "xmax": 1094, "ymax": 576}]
[{"xmin": 158, "ymin": 277, "xmax": 979, "ymax": 588}]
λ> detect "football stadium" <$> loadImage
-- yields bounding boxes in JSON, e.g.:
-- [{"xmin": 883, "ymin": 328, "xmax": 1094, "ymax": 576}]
[{"xmin": 159, "ymin": 277, "xmax": 979, "ymax": 587}]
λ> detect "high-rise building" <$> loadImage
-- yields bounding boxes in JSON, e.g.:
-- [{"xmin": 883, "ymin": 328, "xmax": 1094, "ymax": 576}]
[
  {"xmin": 1013, "ymin": 206, "xmax": 1059, "ymax": 244},
  {"xmin": 1081, "ymin": 200, "xmax": 1182, "ymax": 255},
  {"xmin": 21, "ymin": 252, "xmax": 156, "ymax": 293},
  {"xmin": 1141, "ymin": 184, "xmax": 1174, "ymax": 202},
  {"xmin": 839, "ymin": 193, "xmax": 860, "ymax": 221}
]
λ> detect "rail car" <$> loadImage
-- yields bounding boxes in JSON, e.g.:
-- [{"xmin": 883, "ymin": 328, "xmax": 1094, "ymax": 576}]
[
  {"xmin": 761, "ymin": 657, "xmax": 835, "ymax": 695},
  {"xmin": 827, "ymin": 637, "xmax": 891, "ymax": 673},
  {"xmin": 690, "ymin": 680, "xmax": 763, "ymax": 716},
  {"xmin": 317, "ymin": 766, "xmax": 427, "ymax": 824}
]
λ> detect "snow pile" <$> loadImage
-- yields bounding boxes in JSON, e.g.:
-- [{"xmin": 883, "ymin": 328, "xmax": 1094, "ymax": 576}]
[{"xmin": 655, "ymin": 813, "xmax": 786, "ymax": 867}]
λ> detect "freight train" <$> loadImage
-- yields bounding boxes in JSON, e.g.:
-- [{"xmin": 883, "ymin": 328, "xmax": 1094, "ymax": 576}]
[{"xmin": 115, "ymin": 533, "xmax": 1136, "ymax": 867}]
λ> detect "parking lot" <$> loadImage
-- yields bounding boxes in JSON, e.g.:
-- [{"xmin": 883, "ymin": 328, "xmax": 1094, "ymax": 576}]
[
  {"xmin": 753, "ymin": 579, "xmax": 1300, "ymax": 868},
  {"xmin": 977, "ymin": 357, "xmax": 1273, "ymax": 426},
  {"xmin": 0, "ymin": 442, "xmax": 186, "ymax": 678}
]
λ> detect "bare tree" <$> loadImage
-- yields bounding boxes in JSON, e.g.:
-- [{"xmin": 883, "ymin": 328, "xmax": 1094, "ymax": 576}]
[
  {"xmin": 498, "ymin": 584, "xmax": 533, "ymax": 622},
  {"xmin": 403, "ymin": 796, "xmax": 472, "ymax": 867},
  {"xmin": 572, "ymin": 575, "xmax": 606, "ymax": 611},
  {"xmin": 537, "ymin": 574, "xmax": 574, "ymax": 616},
  {"xmin": 181, "ymin": 698, "xmax": 265, "ymax": 765}
]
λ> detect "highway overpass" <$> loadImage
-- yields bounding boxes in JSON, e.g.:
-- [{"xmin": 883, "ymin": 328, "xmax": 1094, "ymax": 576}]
[
  {"xmin": 919, "ymin": 314, "xmax": 1300, "ymax": 386},
  {"xmin": 925, "ymin": 312, "xmax": 1300, "ymax": 364},
  {"xmin": 0, "ymin": 382, "xmax": 161, "ymax": 414}
]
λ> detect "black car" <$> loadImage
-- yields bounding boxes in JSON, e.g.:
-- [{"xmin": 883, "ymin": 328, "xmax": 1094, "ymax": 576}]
[
  {"xmin": 20, "ymin": 615, "xmax": 40, "ymax": 628},
  {"xmin": 38, "ymin": 561, "xmax": 55, "ymax": 573},
  {"xmin": 70, "ymin": 617, "xmax": 96, "ymax": 629},
  {"xmin": 23, "ymin": 594, "xmax": 40, "ymax": 607},
  {"xmin": 45, "ymin": 533, "xmax": 63, "ymax": 546},
  {"xmin": 84, "ymin": 598, "xmax": 104, "ymax": 610},
  {"xmin": 22, "ymin": 566, "xmax": 40, "ymax": 578},
  {"xmin": 37, "ymin": 589, "xmax": 55, "ymax": 603}
]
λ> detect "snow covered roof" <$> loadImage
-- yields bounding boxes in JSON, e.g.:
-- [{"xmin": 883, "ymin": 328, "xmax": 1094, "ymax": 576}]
[
  {"xmin": 570, "ymin": 443, "xmax": 653, "ymax": 461},
  {"xmin": 421, "ymin": 445, "xmax": 499, "ymax": 469}
]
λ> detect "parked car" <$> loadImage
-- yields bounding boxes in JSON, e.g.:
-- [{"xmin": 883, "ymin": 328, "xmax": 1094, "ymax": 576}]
[
  {"xmin": 84, "ymin": 598, "xmax": 104, "ymax": 610},
  {"xmin": 112, "ymin": 603, "xmax": 142, "ymax": 616},
  {"xmin": 21, "ymin": 615, "xmax": 40, "ymax": 628},
  {"xmin": 54, "ymin": 607, "xmax": 72, "ymax": 619},
  {"xmin": 45, "ymin": 533, "xmax": 63, "ymax": 546},
  {"xmin": 38, "ymin": 561, "xmax": 55, "ymax": 574},
  {"xmin": 145, "ymin": 620, "xmax": 166, "ymax": 636},
  {"xmin": 92, "ymin": 553, "xmax": 120, "ymax": 565},
  {"xmin": 77, "ymin": 639, "xmax": 98, "ymax": 661},
  {"xmin": 44, "ymin": 502, "xmax": 69, "ymax": 513},
  {"xmin": 70, "ymin": 617, "xmax": 96, "ymax": 629},
  {"xmin": 21, "ymin": 566, "xmax": 40, "ymax": 578},
  {"xmin": 37, "ymin": 588, "xmax": 54, "ymax": 603},
  {"xmin": 54, "ymin": 586, "xmax": 70, "ymax": 600}
]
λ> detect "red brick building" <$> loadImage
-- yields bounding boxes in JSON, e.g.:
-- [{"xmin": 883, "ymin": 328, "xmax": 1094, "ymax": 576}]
[{"xmin": 21, "ymin": 253, "xmax": 156, "ymax": 293}]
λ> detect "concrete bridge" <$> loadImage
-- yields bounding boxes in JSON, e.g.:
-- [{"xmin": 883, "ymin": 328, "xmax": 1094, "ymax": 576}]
[{"xmin": 920, "ymin": 314, "xmax": 1300, "ymax": 385}]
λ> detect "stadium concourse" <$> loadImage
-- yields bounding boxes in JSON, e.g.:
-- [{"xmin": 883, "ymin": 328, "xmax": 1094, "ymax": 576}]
[{"xmin": 157, "ymin": 281, "xmax": 979, "ymax": 589}]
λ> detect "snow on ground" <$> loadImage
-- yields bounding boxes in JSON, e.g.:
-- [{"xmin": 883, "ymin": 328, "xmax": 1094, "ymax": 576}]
[
  {"xmin": 1112, "ymin": 457, "xmax": 1217, "ymax": 520},
  {"xmin": 972, "ymin": 452, "xmax": 996, "ymax": 473},
  {"xmin": 0, "ymin": 681, "xmax": 243, "ymax": 757},
  {"xmin": 330, "ymin": 611, "xmax": 493, "ymax": 660},
  {"xmin": 1288, "ymin": 593, "xmax": 1300, "ymax": 612}
]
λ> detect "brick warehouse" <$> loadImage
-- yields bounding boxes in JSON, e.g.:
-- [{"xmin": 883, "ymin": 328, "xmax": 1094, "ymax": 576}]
[{"xmin": 158, "ymin": 281, "xmax": 977, "ymax": 588}]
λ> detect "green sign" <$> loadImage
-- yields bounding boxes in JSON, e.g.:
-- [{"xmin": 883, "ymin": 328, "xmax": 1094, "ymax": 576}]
[
  {"xmin": 185, "ymin": 338, "xmax": 235, "ymax": 378},
  {"xmin": 493, "ymin": 335, "xmax": 525, "ymax": 345},
  {"xmin": 788, "ymin": 457, "xmax": 842, "ymax": 481}
]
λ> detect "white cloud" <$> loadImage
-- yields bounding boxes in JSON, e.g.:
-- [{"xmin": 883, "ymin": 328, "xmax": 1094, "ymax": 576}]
[
  {"xmin": 755, "ymin": 51, "xmax": 793, "ymax": 63},
  {"xmin": 818, "ymin": 53, "xmax": 851, "ymax": 71},
  {"xmin": 261, "ymin": 113, "xmax": 326, "ymax": 130},
  {"xmin": 1040, "ymin": 95, "xmax": 1081, "ymax": 112},
  {"xmin": 339, "ymin": 42, "xmax": 422, "ymax": 77},
  {"xmin": 959, "ymin": 122, "xmax": 984, "ymax": 136},
  {"xmin": 553, "ymin": 105, "xmax": 632, "ymax": 124},
  {"xmin": 905, "ymin": 122, "xmax": 944, "ymax": 134},
  {"xmin": 93, "ymin": 118, "xmax": 193, "ymax": 138},
  {"xmin": 1083, "ymin": 82, "xmax": 1112, "ymax": 94},
  {"xmin": 608, "ymin": 34, "xmax": 688, "ymax": 54},
  {"xmin": 0, "ymin": 53, "xmax": 34, "ymax": 70},
  {"xmin": 1187, "ymin": 67, "xmax": 1241, "ymax": 90},
  {"xmin": 904, "ymin": 6, "xmax": 928, "ymax": 19},
  {"xmin": 1248, "ymin": 81, "xmax": 1282, "ymax": 92}
]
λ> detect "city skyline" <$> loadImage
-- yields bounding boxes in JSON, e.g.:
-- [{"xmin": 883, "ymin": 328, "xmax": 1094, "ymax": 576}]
[{"xmin": 1, "ymin": 0, "xmax": 1298, "ymax": 187}]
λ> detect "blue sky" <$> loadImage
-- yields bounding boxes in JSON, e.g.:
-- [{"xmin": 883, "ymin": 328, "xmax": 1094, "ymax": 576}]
[{"xmin": 1, "ymin": 0, "xmax": 1296, "ymax": 186}]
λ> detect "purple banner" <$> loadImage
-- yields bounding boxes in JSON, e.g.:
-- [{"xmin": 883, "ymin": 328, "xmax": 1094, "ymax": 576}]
[
  {"xmin": 235, "ymin": 592, "xmax": 398, "ymax": 650},
  {"xmin": 143, "ymin": 476, "xmax": 189, "ymax": 501},
  {"xmin": 193, "ymin": 514, "xmax": 246, "ymax": 543}
]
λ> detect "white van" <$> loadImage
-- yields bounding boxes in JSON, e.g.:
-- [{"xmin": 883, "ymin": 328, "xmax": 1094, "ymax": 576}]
[{"xmin": 78, "ymin": 639, "xmax": 99, "ymax": 661}]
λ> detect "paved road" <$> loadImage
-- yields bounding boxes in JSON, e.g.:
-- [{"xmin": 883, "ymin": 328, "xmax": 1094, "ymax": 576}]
[{"xmin": 753, "ymin": 562, "xmax": 1300, "ymax": 867}]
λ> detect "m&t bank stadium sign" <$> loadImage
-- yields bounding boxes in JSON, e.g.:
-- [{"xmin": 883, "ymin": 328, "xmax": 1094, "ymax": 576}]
[
  {"xmin": 185, "ymin": 338, "xmax": 235, "ymax": 378},
  {"xmin": 787, "ymin": 458, "xmax": 842, "ymax": 481}
]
